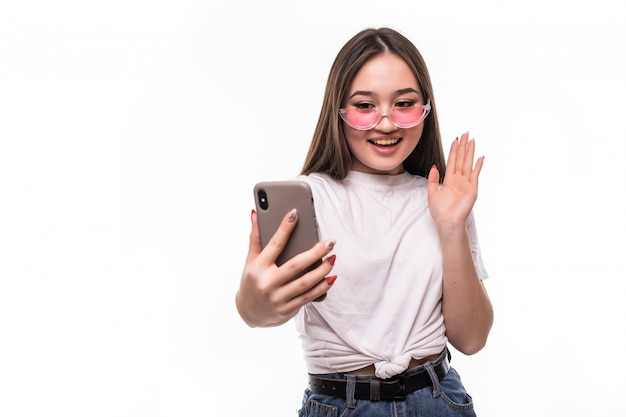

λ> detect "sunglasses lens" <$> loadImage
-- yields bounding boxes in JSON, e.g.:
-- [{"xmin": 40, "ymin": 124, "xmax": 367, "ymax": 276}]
[
  {"xmin": 390, "ymin": 107, "xmax": 426, "ymax": 127},
  {"xmin": 340, "ymin": 109, "xmax": 378, "ymax": 129}
]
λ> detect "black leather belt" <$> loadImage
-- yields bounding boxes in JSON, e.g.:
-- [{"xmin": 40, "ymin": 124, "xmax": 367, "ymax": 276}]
[{"xmin": 308, "ymin": 351, "xmax": 450, "ymax": 401}]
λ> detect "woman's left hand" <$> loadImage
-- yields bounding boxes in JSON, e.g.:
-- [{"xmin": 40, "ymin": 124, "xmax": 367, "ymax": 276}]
[{"xmin": 427, "ymin": 132, "xmax": 484, "ymax": 230}]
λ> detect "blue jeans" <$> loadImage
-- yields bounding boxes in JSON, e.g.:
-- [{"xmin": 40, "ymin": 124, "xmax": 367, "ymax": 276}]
[{"xmin": 298, "ymin": 356, "xmax": 475, "ymax": 417}]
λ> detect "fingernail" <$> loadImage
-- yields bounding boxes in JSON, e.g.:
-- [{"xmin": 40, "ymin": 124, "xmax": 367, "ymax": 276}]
[
  {"xmin": 327, "ymin": 254, "xmax": 336, "ymax": 266},
  {"xmin": 431, "ymin": 164, "xmax": 437, "ymax": 170},
  {"xmin": 288, "ymin": 209, "xmax": 297, "ymax": 223},
  {"xmin": 325, "ymin": 240, "xmax": 336, "ymax": 250},
  {"xmin": 251, "ymin": 209, "xmax": 256, "ymax": 220},
  {"xmin": 326, "ymin": 275, "xmax": 337, "ymax": 286}
]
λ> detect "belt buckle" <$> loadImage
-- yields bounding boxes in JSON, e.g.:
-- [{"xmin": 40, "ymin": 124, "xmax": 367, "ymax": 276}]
[{"xmin": 391, "ymin": 376, "xmax": 406, "ymax": 400}]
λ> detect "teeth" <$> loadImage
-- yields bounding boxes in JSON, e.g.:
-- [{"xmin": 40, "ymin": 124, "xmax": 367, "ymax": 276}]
[{"xmin": 371, "ymin": 138, "xmax": 399, "ymax": 146}]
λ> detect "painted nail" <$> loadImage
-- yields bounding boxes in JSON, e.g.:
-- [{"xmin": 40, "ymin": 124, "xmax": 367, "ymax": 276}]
[
  {"xmin": 327, "ymin": 254, "xmax": 336, "ymax": 266},
  {"xmin": 288, "ymin": 209, "xmax": 297, "ymax": 223},
  {"xmin": 325, "ymin": 240, "xmax": 336, "ymax": 250},
  {"xmin": 326, "ymin": 275, "xmax": 337, "ymax": 286}
]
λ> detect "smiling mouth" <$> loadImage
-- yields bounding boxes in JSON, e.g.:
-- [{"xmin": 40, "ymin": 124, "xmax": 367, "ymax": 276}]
[{"xmin": 368, "ymin": 138, "xmax": 402, "ymax": 147}]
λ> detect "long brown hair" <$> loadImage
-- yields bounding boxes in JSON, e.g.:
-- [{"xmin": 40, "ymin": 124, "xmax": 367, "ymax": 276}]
[{"xmin": 300, "ymin": 27, "xmax": 446, "ymax": 181}]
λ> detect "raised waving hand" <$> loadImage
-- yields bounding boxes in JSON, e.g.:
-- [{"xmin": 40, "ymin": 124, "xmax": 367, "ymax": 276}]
[{"xmin": 427, "ymin": 132, "xmax": 484, "ymax": 230}]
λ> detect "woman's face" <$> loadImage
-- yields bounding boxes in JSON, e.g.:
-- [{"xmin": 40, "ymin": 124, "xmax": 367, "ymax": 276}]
[{"xmin": 342, "ymin": 53, "xmax": 426, "ymax": 175}]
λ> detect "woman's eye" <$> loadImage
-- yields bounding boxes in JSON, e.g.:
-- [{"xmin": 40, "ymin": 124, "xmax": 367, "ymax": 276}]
[
  {"xmin": 395, "ymin": 101, "xmax": 417, "ymax": 108},
  {"xmin": 355, "ymin": 102, "xmax": 375, "ymax": 110}
]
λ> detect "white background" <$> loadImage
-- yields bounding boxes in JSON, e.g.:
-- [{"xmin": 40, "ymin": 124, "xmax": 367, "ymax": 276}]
[{"xmin": 1, "ymin": 0, "xmax": 625, "ymax": 416}]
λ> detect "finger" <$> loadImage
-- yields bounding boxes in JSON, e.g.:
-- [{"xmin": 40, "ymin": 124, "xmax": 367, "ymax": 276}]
[
  {"xmin": 456, "ymin": 132, "xmax": 469, "ymax": 175},
  {"xmin": 292, "ymin": 273, "xmax": 338, "ymax": 306},
  {"xmin": 282, "ymin": 257, "xmax": 338, "ymax": 305},
  {"xmin": 245, "ymin": 209, "xmax": 262, "ymax": 265},
  {"xmin": 427, "ymin": 164, "xmax": 440, "ymax": 195},
  {"xmin": 463, "ymin": 138, "xmax": 476, "ymax": 178},
  {"xmin": 446, "ymin": 137, "xmax": 459, "ymax": 174},
  {"xmin": 256, "ymin": 208, "xmax": 299, "ymax": 266},
  {"xmin": 470, "ymin": 155, "xmax": 485, "ymax": 184},
  {"xmin": 275, "ymin": 239, "xmax": 336, "ymax": 285}
]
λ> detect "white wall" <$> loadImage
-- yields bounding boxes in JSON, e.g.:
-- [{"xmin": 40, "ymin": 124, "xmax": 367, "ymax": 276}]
[{"xmin": 1, "ymin": 0, "xmax": 625, "ymax": 415}]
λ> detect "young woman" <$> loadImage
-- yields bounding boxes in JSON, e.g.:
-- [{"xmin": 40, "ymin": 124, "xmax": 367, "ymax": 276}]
[{"xmin": 236, "ymin": 27, "xmax": 493, "ymax": 416}]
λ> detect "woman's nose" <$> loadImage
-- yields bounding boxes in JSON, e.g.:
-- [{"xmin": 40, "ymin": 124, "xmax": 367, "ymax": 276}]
[{"xmin": 374, "ymin": 112, "xmax": 397, "ymax": 131}]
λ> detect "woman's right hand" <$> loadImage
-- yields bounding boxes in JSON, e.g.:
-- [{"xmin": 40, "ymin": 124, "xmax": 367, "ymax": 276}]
[{"xmin": 235, "ymin": 208, "xmax": 337, "ymax": 327}]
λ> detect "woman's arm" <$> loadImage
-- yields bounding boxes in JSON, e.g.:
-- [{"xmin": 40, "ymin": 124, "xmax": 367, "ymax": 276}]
[
  {"xmin": 427, "ymin": 132, "xmax": 494, "ymax": 354},
  {"xmin": 436, "ymin": 225, "xmax": 493, "ymax": 353}
]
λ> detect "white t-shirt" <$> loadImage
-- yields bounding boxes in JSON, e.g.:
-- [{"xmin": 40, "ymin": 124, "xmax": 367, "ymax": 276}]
[{"xmin": 295, "ymin": 171, "xmax": 488, "ymax": 379}]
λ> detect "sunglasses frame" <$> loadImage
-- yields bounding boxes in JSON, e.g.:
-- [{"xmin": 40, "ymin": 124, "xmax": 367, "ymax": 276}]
[{"xmin": 339, "ymin": 99, "xmax": 431, "ymax": 130}]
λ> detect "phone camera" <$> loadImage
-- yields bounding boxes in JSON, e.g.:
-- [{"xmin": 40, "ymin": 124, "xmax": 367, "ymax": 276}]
[{"xmin": 257, "ymin": 189, "xmax": 269, "ymax": 210}]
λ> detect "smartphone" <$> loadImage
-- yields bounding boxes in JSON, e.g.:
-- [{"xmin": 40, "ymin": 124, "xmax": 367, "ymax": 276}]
[{"xmin": 253, "ymin": 180, "xmax": 325, "ymax": 301}]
